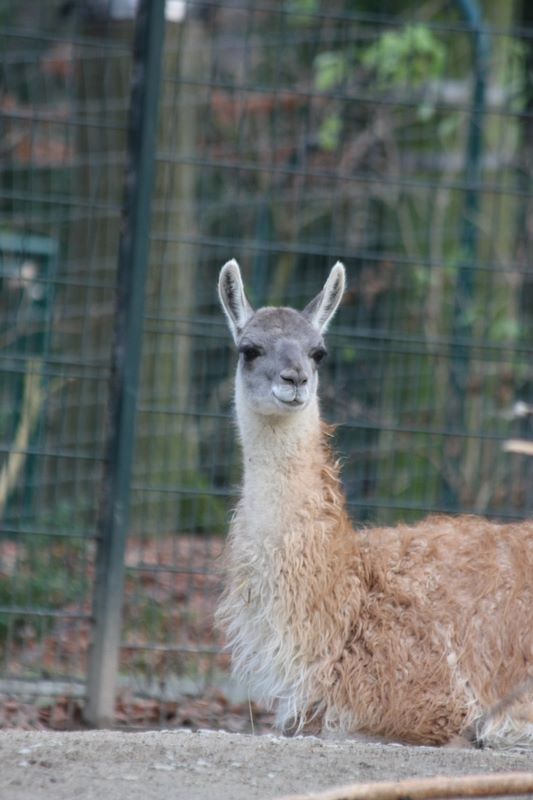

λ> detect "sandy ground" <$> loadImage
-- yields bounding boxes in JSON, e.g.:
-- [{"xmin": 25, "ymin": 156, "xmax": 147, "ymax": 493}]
[{"xmin": 1, "ymin": 729, "xmax": 533, "ymax": 800}]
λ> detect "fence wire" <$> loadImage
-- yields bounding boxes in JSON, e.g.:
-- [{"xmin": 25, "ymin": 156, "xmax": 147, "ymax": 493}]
[{"xmin": 0, "ymin": 0, "xmax": 532, "ymax": 728}]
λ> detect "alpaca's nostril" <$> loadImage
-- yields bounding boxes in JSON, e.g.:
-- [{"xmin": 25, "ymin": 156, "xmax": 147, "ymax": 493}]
[
  {"xmin": 280, "ymin": 369, "xmax": 307, "ymax": 387},
  {"xmin": 280, "ymin": 370, "xmax": 296, "ymax": 385}
]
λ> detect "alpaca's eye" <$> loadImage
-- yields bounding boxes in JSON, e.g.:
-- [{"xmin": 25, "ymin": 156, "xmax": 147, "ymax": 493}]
[
  {"xmin": 311, "ymin": 347, "xmax": 327, "ymax": 365},
  {"xmin": 239, "ymin": 344, "xmax": 262, "ymax": 362}
]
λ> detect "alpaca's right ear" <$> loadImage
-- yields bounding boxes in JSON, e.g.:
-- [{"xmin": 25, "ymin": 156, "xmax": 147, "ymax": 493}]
[{"xmin": 218, "ymin": 259, "xmax": 254, "ymax": 344}]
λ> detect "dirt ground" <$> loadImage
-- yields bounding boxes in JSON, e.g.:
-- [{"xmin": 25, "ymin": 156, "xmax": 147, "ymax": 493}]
[{"xmin": 1, "ymin": 729, "xmax": 533, "ymax": 800}]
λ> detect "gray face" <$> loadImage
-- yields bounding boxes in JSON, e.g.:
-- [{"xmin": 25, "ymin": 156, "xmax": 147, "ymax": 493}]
[
  {"xmin": 218, "ymin": 258, "xmax": 345, "ymax": 418},
  {"xmin": 236, "ymin": 307, "xmax": 327, "ymax": 416}
]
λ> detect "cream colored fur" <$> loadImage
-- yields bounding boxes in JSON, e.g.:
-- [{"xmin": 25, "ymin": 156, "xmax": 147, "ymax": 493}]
[{"xmin": 216, "ymin": 261, "xmax": 533, "ymax": 747}]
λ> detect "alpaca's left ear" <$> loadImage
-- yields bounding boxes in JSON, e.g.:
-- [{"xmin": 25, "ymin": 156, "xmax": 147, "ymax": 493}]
[{"xmin": 303, "ymin": 262, "xmax": 345, "ymax": 333}]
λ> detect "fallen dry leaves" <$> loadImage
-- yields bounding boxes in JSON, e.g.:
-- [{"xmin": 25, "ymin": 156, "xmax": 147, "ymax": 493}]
[
  {"xmin": 0, "ymin": 690, "xmax": 274, "ymax": 734},
  {"xmin": 0, "ymin": 534, "xmax": 274, "ymax": 732}
]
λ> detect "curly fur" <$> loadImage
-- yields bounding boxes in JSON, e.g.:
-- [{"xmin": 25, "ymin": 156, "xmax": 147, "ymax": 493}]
[{"xmin": 216, "ymin": 262, "xmax": 533, "ymax": 747}]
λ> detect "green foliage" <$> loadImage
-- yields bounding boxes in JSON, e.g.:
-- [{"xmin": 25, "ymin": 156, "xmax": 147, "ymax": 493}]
[
  {"xmin": 341, "ymin": 345, "xmax": 358, "ymax": 364},
  {"xmin": 318, "ymin": 114, "xmax": 343, "ymax": 151},
  {"xmin": 314, "ymin": 24, "xmax": 446, "ymax": 93},
  {"xmin": 501, "ymin": 39, "xmax": 529, "ymax": 113},
  {"xmin": 313, "ymin": 23, "xmax": 448, "ymax": 153},
  {"xmin": 177, "ymin": 470, "xmax": 229, "ymax": 534},
  {"xmin": 314, "ymin": 51, "xmax": 348, "ymax": 92},
  {"xmin": 359, "ymin": 24, "xmax": 446, "ymax": 87},
  {"xmin": 287, "ymin": 0, "xmax": 320, "ymax": 27},
  {"xmin": 313, "ymin": 51, "xmax": 347, "ymax": 152},
  {"xmin": 490, "ymin": 316, "xmax": 522, "ymax": 343},
  {"xmin": 437, "ymin": 113, "xmax": 460, "ymax": 142},
  {"xmin": 0, "ymin": 536, "xmax": 88, "ymax": 651}
]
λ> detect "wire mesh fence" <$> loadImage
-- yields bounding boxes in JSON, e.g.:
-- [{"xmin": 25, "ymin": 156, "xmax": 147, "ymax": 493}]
[
  {"xmin": 0, "ymin": 0, "xmax": 532, "ymax": 729},
  {"xmin": 0, "ymin": 1, "xmax": 130, "ymax": 721}
]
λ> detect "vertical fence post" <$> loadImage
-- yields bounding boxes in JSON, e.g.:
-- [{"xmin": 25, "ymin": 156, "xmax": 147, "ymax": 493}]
[
  {"xmin": 85, "ymin": 0, "xmax": 166, "ymax": 727},
  {"xmin": 442, "ymin": 0, "xmax": 489, "ymax": 510}
]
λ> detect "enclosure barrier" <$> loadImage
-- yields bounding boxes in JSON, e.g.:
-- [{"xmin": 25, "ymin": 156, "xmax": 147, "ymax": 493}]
[{"xmin": 0, "ymin": 0, "xmax": 531, "ymax": 729}]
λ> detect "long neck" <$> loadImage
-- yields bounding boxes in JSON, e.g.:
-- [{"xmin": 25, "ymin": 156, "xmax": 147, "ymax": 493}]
[
  {"xmin": 235, "ymin": 381, "xmax": 341, "ymax": 544},
  {"xmin": 217, "ymin": 382, "xmax": 357, "ymax": 725},
  {"xmin": 225, "ymin": 376, "xmax": 358, "ymax": 715}
]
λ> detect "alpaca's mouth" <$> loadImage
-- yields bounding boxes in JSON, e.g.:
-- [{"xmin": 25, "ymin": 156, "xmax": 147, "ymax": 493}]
[{"xmin": 271, "ymin": 387, "xmax": 306, "ymax": 408}]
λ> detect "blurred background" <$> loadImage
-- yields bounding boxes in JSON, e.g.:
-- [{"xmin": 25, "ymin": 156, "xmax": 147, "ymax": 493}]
[{"xmin": 0, "ymin": 0, "xmax": 532, "ymax": 729}]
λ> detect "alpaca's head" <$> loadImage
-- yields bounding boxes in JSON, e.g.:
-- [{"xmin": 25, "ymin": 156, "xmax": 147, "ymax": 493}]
[{"xmin": 218, "ymin": 259, "xmax": 345, "ymax": 417}]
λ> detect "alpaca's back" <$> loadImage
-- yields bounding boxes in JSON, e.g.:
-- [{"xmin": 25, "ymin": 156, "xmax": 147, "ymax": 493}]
[{"xmin": 338, "ymin": 515, "xmax": 533, "ymax": 745}]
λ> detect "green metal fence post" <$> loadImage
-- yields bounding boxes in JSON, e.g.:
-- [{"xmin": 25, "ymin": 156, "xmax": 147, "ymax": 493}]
[
  {"xmin": 85, "ymin": 0, "xmax": 166, "ymax": 727},
  {"xmin": 441, "ymin": 0, "xmax": 490, "ymax": 510}
]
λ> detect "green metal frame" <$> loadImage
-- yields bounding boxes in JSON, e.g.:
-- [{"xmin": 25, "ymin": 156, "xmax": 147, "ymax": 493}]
[{"xmin": 84, "ymin": 0, "xmax": 167, "ymax": 728}]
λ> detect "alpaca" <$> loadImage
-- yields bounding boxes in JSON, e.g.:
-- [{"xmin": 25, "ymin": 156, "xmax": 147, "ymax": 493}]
[{"xmin": 216, "ymin": 259, "xmax": 533, "ymax": 747}]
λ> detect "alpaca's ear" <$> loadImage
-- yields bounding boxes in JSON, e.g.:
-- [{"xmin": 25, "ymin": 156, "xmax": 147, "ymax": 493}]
[
  {"xmin": 218, "ymin": 259, "xmax": 254, "ymax": 344},
  {"xmin": 303, "ymin": 262, "xmax": 345, "ymax": 333}
]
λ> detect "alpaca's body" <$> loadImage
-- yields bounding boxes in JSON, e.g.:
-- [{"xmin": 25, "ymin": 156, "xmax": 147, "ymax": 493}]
[
  {"xmin": 216, "ymin": 260, "xmax": 533, "ymax": 747},
  {"xmin": 218, "ymin": 415, "xmax": 533, "ymax": 745}
]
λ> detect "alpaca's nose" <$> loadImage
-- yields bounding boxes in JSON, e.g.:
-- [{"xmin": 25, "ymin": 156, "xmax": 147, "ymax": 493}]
[{"xmin": 280, "ymin": 368, "xmax": 307, "ymax": 387}]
